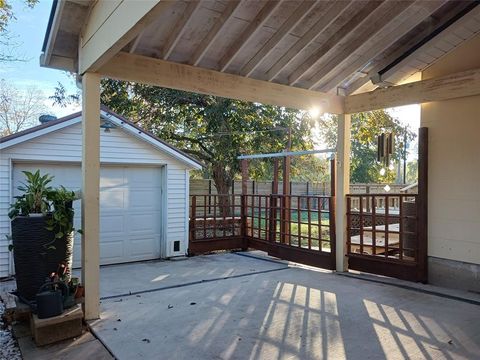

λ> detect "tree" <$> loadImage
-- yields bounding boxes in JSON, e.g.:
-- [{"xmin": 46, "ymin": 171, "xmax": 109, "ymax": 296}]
[
  {"xmin": 319, "ymin": 110, "xmax": 416, "ymax": 184},
  {"xmin": 0, "ymin": 0, "xmax": 38, "ymax": 62},
  {"xmin": 0, "ymin": 80, "xmax": 47, "ymax": 136},
  {"xmin": 93, "ymin": 80, "xmax": 316, "ymax": 214}
]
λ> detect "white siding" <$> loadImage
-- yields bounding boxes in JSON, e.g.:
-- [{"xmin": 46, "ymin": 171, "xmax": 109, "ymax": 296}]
[{"xmin": 0, "ymin": 120, "xmax": 191, "ymax": 277}]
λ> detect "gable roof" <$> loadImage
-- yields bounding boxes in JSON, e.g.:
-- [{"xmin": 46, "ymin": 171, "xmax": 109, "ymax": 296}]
[{"xmin": 0, "ymin": 107, "xmax": 203, "ymax": 170}]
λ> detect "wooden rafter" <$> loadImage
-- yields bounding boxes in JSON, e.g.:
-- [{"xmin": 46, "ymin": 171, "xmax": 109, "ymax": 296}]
[
  {"xmin": 265, "ymin": 0, "xmax": 350, "ymax": 81},
  {"xmin": 316, "ymin": 0, "xmax": 446, "ymax": 92},
  {"xmin": 190, "ymin": 1, "xmax": 241, "ymax": 67},
  {"xmin": 129, "ymin": 29, "xmax": 145, "ymax": 54},
  {"xmin": 345, "ymin": 67, "xmax": 480, "ymax": 113},
  {"xmin": 344, "ymin": 0, "xmax": 467, "ymax": 95},
  {"xmin": 287, "ymin": 0, "xmax": 382, "ymax": 85},
  {"xmin": 99, "ymin": 52, "xmax": 345, "ymax": 113},
  {"xmin": 361, "ymin": 3, "xmax": 480, "ymax": 93},
  {"xmin": 162, "ymin": 1, "xmax": 201, "ymax": 60},
  {"xmin": 240, "ymin": 0, "xmax": 317, "ymax": 77},
  {"xmin": 218, "ymin": 0, "xmax": 282, "ymax": 72}
]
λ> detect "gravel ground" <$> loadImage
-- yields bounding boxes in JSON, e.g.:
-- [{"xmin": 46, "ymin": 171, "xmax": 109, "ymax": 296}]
[{"xmin": 0, "ymin": 301, "xmax": 22, "ymax": 360}]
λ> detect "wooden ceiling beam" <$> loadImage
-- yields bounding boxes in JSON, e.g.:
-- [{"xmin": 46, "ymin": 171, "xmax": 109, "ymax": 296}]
[
  {"xmin": 286, "ymin": 0, "xmax": 382, "ymax": 85},
  {"xmin": 345, "ymin": 66, "xmax": 480, "ymax": 113},
  {"xmin": 162, "ymin": 1, "xmax": 201, "ymax": 60},
  {"xmin": 190, "ymin": 1, "xmax": 241, "ymax": 67},
  {"xmin": 240, "ymin": 0, "xmax": 317, "ymax": 77},
  {"xmin": 99, "ymin": 52, "xmax": 345, "ymax": 114},
  {"xmin": 265, "ymin": 0, "xmax": 350, "ymax": 81},
  {"xmin": 218, "ymin": 0, "xmax": 282, "ymax": 72},
  {"xmin": 316, "ymin": 0, "xmax": 446, "ymax": 92},
  {"xmin": 79, "ymin": 0, "xmax": 172, "ymax": 74}
]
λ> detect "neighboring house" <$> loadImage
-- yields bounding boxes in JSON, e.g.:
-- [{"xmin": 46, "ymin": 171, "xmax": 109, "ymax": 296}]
[{"xmin": 0, "ymin": 107, "xmax": 202, "ymax": 278}]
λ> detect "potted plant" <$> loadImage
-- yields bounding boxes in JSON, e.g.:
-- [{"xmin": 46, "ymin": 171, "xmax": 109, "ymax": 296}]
[{"xmin": 8, "ymin": 170, "xmax": 80, "ymax": 302}]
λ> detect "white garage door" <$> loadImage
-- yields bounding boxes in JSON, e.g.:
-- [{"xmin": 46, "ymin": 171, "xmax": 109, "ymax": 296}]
[{"xmin": 13, "ymin": 163, "xmax": 163, "ymax": 267}]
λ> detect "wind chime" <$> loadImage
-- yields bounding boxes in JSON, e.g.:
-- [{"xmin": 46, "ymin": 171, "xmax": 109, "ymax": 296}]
[{"xmin": 377, "ymin": 132, "xmax": 394, "ymax": 191}]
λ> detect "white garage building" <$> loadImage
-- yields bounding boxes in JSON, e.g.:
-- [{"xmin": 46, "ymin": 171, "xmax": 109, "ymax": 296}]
[{"xmin": 0, "ymin": 107, "xmax": 202, "ymax": 278}]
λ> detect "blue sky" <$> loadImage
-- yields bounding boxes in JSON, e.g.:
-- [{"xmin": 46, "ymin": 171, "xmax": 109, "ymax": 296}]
[{"xmin": 1, "ymin": 0, "xmax": 79, "ymax": 116}]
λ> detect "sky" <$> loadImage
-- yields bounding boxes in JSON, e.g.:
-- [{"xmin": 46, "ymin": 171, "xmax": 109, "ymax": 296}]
[
  {"xmin": 1, "ymin": 0, "xmax": 80, "ymax": 117},
  {"xmin": 2, "ymin": 0, "xmax": 420, "ymax": 159}
]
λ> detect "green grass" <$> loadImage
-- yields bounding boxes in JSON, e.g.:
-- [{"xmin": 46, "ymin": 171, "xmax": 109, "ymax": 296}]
[{"xmin": 247, "ymin": 210, "xmax": 332, "ymax": 252}]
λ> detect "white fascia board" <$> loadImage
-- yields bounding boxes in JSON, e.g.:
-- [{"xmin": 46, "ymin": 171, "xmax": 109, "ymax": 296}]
[{"xmin": 0, "ymin": 116, "xmax": 82, "ymax": 150}]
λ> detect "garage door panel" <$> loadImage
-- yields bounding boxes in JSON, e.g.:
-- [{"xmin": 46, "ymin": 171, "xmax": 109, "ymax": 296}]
[
  {"xmin": 129, "ymin": 189, "xmax": 160, "ymax": 209},
  {"xmin": 128, "ymin": 167, "xmax": 161, "ymax": 186},
  {"xmin": 100, "ymin": 190, "xmax": 125, "ymax": 209},
  {"xmin": 13, "ymin": 163, "xmax": 163, "ymax": 267},
  {"xmin": 101, "ymin": 214, "xmax": 126, "ymax": 234},
  {"xmin": 128, "ymin": 237, "xmax": 159, "ymax": 257}
]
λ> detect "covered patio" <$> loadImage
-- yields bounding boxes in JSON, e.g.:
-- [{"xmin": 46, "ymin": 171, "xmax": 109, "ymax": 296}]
[
  {"xmin": 39, "ymin": 1, "xmax": 480, "ymax": 353},
  {"xmin": 89, "ymin": 251, "xmax": 480, "ymax": 359}
]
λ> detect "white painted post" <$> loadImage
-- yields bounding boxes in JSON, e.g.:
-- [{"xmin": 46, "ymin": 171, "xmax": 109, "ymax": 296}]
[
  {"xmin": 335, "ymin": 113, "xmax": 351, "ymax": 272},
  {"xmin": 81, "ymin": 72, "xmax": 101, "ymax": 320}
]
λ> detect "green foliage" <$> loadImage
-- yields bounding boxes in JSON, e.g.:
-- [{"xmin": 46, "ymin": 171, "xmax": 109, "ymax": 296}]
[
  {"xmin": 0, "ymin": 0, "xmax": 38, "ymax": 62},
  {"xmin": 8, "ymin": 170, "xmax": 53, "ymax": 217},
  {"xmin": 97, "ymin": 80, "xmax": 316, "ymax": 192},
  {"xmin": 406, "ymin": 161, "xmax": 418, "ymax": 184},
  {"xmin": 8, "ymin": 170, "xmax": 80, "ymax": 243},
  {"xmin": 45, "ymin": 186, "xmax": 78, "ymax": 240},
  {"xmin": 0, "ymin": 0, "xmax": 37, "ymax": 32},
  {"xmin": 319, "ymin": 111, "xmax": 416, "ymax": 184}
]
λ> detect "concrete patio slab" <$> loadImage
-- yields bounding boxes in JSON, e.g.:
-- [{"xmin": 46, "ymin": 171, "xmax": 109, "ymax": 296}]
[
  {"xmin": 90, "ymin": 252, "xmax": 480, "ymax": 360},
  {"xmin": 80, "ymin": 252, "xmax": 289, "ymax": 299}
]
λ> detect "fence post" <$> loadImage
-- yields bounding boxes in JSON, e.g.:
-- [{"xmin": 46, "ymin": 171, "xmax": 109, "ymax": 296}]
[
  {"xmin": 241, "ymin": 159, "xmax": 249, "ymax": 249},
  {"xmin": 208, "ymin": 179, "xmax": 212, "ymax": 214},
  {"xmin": 417, "ymin": 127, "xmax": 428, "ymax": 282},
  {"xmin": 189, "ymin": 196, "xmax": 196, "ymax": 256}
]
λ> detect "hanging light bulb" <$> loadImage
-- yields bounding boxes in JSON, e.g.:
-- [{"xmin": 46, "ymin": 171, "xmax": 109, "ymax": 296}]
[
  {"xmin": 384, "ymin": 184, "xmax": 391, "ymax": 192},
  {"xmin": 379, "ymin": 168, "xmax": 386, "ymax": 176}
]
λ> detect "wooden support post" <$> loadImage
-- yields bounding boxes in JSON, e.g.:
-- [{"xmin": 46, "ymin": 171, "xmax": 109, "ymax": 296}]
[
  {"xmin": 272, "ymin": 159, "xmax": 279, "ymax": 194},
  {"xmin": 329, "ymin": 158, "xmax": 336, "ymax": 265},
  {"xmin": 282, "ymin": 128, "xmax": 292, "ymax": 244},
  {"xmin": 241, "ymin": 159, "xmax": 248, "ymax": 195},
  {"xmin": 81, "ymin": 72, "xmax": 101, "ymax": 320},
  {"xmin": 282, "ymin": 155, "xmax": 291, "ymax": 244},
  {"xmin": 417, "ymin": 127, "xmax": 428, "ymax": 282},
  {"xmin": 241, "ymin": 159, "xmax": 248, "ymax": 248},
  {"xmin": 335, "ymin": 114, "xmax": 351, "ymax": 272},
  {"xmin": 269, "ymin": 159, "xmax": 280, "ymax": 242}
]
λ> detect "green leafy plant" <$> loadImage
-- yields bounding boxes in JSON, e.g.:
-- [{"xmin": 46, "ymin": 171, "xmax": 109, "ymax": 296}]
[
  {"xmin": 8, "ymin": 170, "xmax": 53, "ymax": 218},
  {"xmin": 46, "ymin": 186, "xmax": 80, "ymax": 239},
  {"xmin": 8, "ymin": 170, "xmax": 81, "ymax": 245}
]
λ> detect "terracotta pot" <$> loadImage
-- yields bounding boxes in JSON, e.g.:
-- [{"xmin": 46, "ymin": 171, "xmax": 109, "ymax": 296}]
[{"xmin": 74, "ymin": 285, "xmax": 84, "ymax": 299}]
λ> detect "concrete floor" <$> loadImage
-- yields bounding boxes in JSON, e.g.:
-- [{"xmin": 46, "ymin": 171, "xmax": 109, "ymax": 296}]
[{"xmin": 89, "ymin": 252, "xmax": 480, "ymax": 360}]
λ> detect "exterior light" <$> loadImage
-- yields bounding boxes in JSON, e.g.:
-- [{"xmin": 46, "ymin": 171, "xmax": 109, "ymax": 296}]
[
  {"xmin": 388, "ymin": 162, "xmax": 395, "ymax": 171},
  {"xmin": 379, "ymin": 168, "xmax": 386, "ymax": 176},
  {"xmin": 384, "ymin": 184, "xmax": 391, "ymax": 192}
]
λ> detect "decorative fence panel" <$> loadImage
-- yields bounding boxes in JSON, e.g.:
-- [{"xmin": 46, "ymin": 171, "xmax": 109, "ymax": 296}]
[
  {"xmin": 346, "ymin": 194, "xmax": 423, "ymax": 281},
  {"xmin": 189, "ymin": 194, "xmax": 336, "ymax": 269}
]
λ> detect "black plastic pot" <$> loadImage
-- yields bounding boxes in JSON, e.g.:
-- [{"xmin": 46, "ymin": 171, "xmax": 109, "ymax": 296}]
[{"xmin": 11, "ymin": 214, "xmax": 74, "ymax": 301}]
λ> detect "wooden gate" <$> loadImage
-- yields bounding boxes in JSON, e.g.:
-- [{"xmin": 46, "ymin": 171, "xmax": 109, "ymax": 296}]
[
  {"xmin": 346, "ymin": 193, "xmax": 426, "ymax": 281},
  {"xmin": 345, "ymin": 128, "xmax": 428, "ymax": 282}
]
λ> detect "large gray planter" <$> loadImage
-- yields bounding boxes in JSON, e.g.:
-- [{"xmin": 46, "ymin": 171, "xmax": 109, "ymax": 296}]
[{"xmin": 11, "ymin": 215, "xmax": 74, "ymax": 301}]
